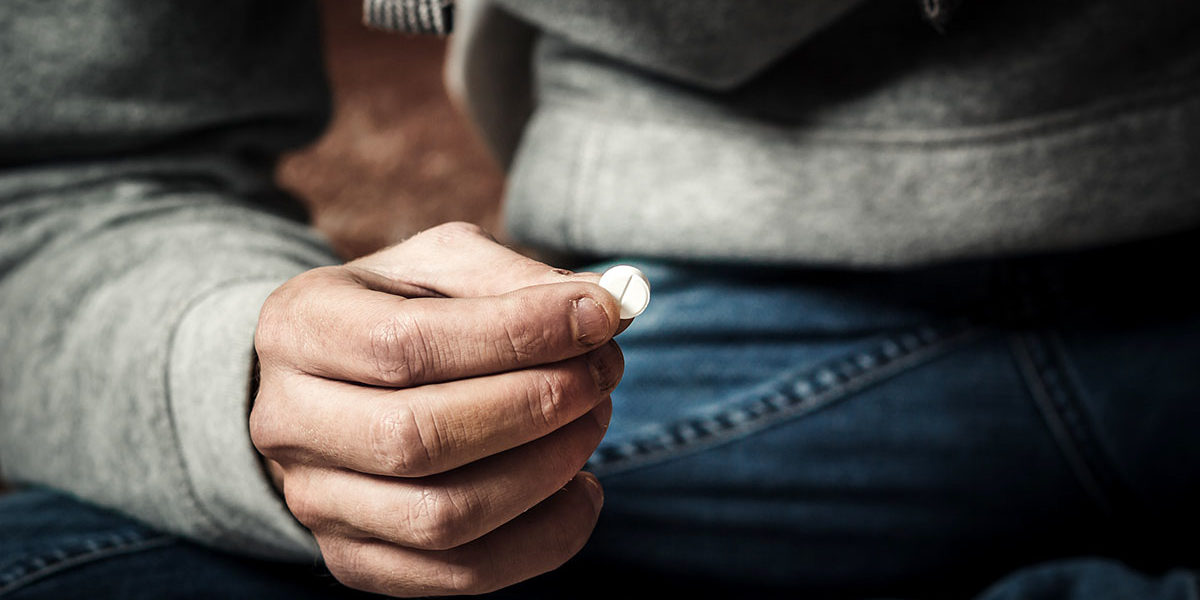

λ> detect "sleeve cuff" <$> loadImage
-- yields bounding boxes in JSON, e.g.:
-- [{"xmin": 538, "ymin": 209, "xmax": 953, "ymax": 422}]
[
  {"xmin": 168, "ymin": 279, "xmax": 321, "ymax": 563},
  {"xmin": 364, "ymin": 0, "xmax": 454, "ymax": 35}
]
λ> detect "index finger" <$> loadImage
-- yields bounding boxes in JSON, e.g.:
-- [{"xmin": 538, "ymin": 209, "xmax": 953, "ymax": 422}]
[
  {"xmin": 258, "ymin": 270, "xmax": 621, "ymax": 388},
  {"xmin": 351, "ymin": 221, "xmax": 636, "ymax": 334}
]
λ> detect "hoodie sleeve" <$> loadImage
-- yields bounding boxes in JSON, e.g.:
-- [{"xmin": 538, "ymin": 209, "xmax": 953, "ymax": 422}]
[{"xmin": 0, "ymin": 168, "xmax": 338, "ymax": 562}]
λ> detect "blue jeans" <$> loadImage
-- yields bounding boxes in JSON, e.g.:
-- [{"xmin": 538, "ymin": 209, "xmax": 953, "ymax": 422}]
[{"xmin": 3, "ymin": 231, "xmax": 1198, "ymax": 598}]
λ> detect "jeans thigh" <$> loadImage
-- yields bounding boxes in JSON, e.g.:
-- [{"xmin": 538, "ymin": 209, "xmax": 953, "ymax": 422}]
[
  {"xmin": 570, "ymin": 259, "xmax": 1172, "ymax": 598},
  {"xmin": 1014, "ymin": 234, "xmax": 1200, "ymax": 569},
  {"xmin": 0, "ymin": 489, "xmax": 361, "ymax": 599},
  {"xmin": 973, "ymin": 558, "xmax": 1198, "ymax": 600}
]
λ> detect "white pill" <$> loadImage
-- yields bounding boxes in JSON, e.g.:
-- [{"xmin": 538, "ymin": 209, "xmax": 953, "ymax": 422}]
[{"xmin": 598, "ymin": 265, "xmax": 651, "ymax": 319}]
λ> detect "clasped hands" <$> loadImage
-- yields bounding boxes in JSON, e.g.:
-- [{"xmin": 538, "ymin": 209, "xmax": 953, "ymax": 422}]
[{"xmin": 250, "ymin": 223, "xmax": 625, "ymax": 596}]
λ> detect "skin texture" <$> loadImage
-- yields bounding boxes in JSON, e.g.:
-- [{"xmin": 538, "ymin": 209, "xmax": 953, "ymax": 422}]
[
  {"xmin": 265, "ymin": 5, "xmax": 597, "ymax": 593},
  {"xmin": 250, "ymin": 222, "xmax": 627, "ymax": 596}
]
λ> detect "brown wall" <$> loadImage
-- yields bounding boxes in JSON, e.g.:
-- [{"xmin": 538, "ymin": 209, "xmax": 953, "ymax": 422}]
[{"xmin": 276, "ymin": 0, "xmax": 506, "ymax": 260}]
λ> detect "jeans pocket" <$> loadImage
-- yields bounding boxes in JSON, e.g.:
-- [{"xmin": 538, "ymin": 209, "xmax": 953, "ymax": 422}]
[
  {"xmin": 588, "ymin": 318, "xmax": 984, "ymax": 477},
  {"xmin": 0, "ymin": 524, "xmax": 173, "ymax": 596}
]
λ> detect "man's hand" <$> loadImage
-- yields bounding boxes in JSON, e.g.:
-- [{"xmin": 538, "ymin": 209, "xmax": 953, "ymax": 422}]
[{"xmin": 250, "ymin": 222, "xmax": 624, "ymax": 596}]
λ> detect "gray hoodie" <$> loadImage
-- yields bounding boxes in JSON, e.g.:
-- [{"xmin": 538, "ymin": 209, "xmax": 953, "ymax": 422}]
[
  {"xmin": 1, "ymin": 0, "xmax": 1197, "ymax": 562},
  {"xmin": 434, "ymin": 0, "xmax": 1200, "ymax": 266}
]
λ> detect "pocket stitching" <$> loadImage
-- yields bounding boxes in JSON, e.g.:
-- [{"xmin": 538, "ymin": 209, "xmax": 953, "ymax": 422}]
[
  {"xmin": 0, "ymin": 531, "xmax": 174, "ymax": 596},
  {"xmin": 588, "ymin": 319, "xmax": 982, "ymax": 477},
  {"xmin": 1010, "ymin": 331, "xmax": 1125, "ymax": 515}
]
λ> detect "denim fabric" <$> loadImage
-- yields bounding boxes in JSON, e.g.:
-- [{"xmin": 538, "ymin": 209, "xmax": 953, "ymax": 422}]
[
  {"xmin": 972, "ymin": 559, "xmax": 1198, "ymax": 600},
  {"xmin": 2, "ymin": 230, "xmax": 1198, "ymax": 599},
  {"xmin": 0, "ymin": 491, "xmax": 367, "ymax": 599},
  {"xmin": 554, "ymin": 230, "xmax": 1200, "ymax": 598}
]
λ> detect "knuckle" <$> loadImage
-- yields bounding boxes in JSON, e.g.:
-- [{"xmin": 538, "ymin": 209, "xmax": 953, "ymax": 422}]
[
  {"xmin": 403, "ymin": 486, "xmax": 478, "ymax": 550},
  {"xmin": 366, "ymin": 313, "xmax": 431, "ymax": 386},
  {"xmin": 284, "ymin": 487, "xmax": 325, "ymax": 531},
  {"xmin": 248, "ymin": 385, "xmax": 289, "ymax": 455},
  {"xmin": 247, "ymin": 401, "xmax": 276, "ymax": 452},
  {"xmin": 369, "ymin": 403, "xmax": 439, "ymax": 476},
  {"xmin": 527, "ymin": 369, "xmax": 574, "ymax": 430},
  {"xmin": 322, "ymin": 540, "xmax": 375, "ymax": 592},
  {"xmin": 294, "ymin": 265, "xmax": 343, "ymax": 288},
  {"xmin": 497, "ymin": 313, "xmax": 551, "ymax": 364},
  {"xmin": 255, "ymin": 268, "xmax": 336, "ymax": 358},
  {"xmin": 442, "ymin": 561, "xmax": 499, "ymax": 596},
  {"xmin": 254, "ymin": 293, "xmax": 290, "ymax": 358},
  {"xmin": 248, "ymin": 374, "xmax": 306, "ymax": 458}
]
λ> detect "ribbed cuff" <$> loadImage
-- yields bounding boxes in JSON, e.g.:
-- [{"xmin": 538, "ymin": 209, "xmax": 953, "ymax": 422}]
[
  {"xmin": 363, "ymin": 0, "xmax": 454, "ymax": 35},
  {"xmin": 168, "ymin": 279, "xmax": 321, "ymax": 563}
]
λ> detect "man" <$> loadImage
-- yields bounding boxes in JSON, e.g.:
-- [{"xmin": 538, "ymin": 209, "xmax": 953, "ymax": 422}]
[{"xmin": 2, "ymin": 0, "xmax": 1198, "ymax": 598}]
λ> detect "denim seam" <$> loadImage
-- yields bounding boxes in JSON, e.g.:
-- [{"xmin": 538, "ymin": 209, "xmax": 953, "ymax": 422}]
[
  {"xmin": 588, "ymin": 319, "xmax": 981, "ymax": 477},
  {"xmin": 0, "ymin": 534, "xmax": 174, "ymax": 596},
  {"xmin": 1044, "ymin": 330, "xmax": 1136, "ymax": 505},
  {"xmin": 1010, "ymin": 331, "xmax": 1115, "ymax": 514}
]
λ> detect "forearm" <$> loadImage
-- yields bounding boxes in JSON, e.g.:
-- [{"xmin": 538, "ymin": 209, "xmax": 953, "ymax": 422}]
[{"xmin": 0, "ymin": 173, "xmax": 337, "ymax": 561}]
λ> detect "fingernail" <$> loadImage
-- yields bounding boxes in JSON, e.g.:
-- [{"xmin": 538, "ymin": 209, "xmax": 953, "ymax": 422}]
[
  {"xmin": 587, "ymin": 342, "xmax": 622, "ymax": 391},
  {"xmin": 580, "ymin": 473, "xmax": 604, "ymax": 513},
  {"xmin": 572, "ymin": 297, "xmax": 611, "ymax": 346}
]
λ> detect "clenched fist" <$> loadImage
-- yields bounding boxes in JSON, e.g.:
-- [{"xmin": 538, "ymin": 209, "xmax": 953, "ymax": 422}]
[{"xmin": 250, "ymin": 222, "xmax": 625, "ymax": 596}]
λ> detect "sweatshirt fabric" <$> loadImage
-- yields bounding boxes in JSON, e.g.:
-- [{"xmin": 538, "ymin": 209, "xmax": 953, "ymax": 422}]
[
  {"xmin": 0, "ymin": 0, "xmax": 336, "ymax": 561},
  {"xmin": 1, "ymin": 0, "xmax": 1198, "ymax": 565},
  {"xmin": 441, "ymin": 0, "xmax": 1200, "ymax": 266}
]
